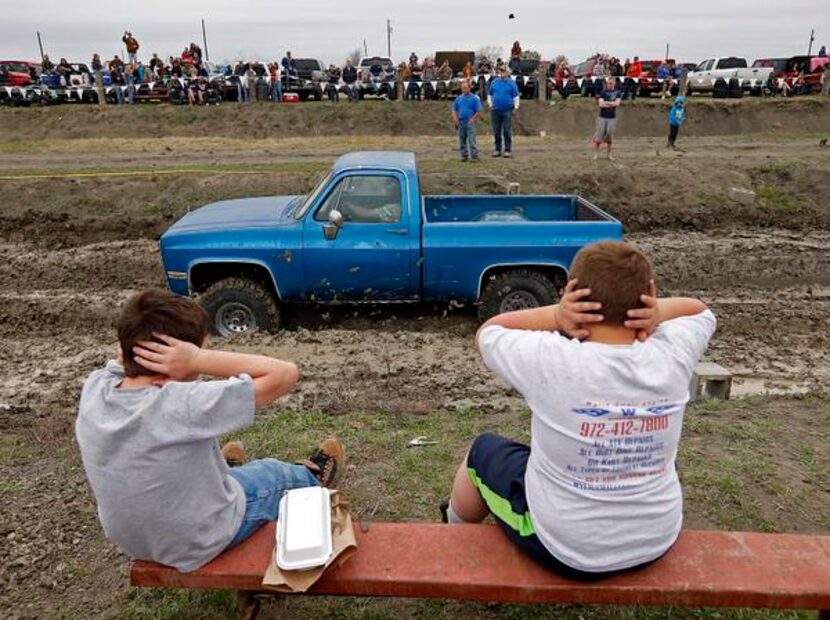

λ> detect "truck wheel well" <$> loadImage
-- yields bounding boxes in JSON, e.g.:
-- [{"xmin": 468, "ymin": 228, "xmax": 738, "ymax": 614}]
[
  {"xmin": 479, "ymin": 265, "xmax": 567, "ymax": 299},
  {"xmin": 189, "ymin": 263, "xmax": 279, "ymax": 300}
]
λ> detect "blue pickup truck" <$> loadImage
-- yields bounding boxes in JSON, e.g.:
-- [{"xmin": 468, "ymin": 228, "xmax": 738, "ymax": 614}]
[{"xmin": 160, "ymin": 151, "xmax": 622, "ymax": 335}]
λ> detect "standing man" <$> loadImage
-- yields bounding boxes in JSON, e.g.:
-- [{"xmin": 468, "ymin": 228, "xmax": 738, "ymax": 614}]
[
  {"xmin": 488, "ymin": 64, "xmax": 520, "ymax": 158},
  {"xmin": 91, "ymin": 53, "xmax": 105, "ymax": 105},
  {"xmin": 122, "ymin": 31, "xmax": 140, "ymax": 65},
  {"xmin": 591, "ymin": 77, "xmax": 622, "ymax": 161},
  {"xmin": 452, "ymin": 80, "xmax": 483, "ymax": 162},
  {"xmin": 281, "ymin": 51, "xmax": 297, "ymax": 92}
]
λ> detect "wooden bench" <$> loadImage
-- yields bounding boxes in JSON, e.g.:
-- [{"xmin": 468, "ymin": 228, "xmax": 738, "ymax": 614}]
[{"xmin": 131, "ymin": 522, "xmax": 830, "ymax": 619}]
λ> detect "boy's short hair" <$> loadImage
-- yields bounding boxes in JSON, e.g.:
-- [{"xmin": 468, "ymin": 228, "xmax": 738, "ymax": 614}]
[
  {"xmin": 117, "ymin": 289, "xmax": 210, "ymax": 377},
  {"xmin": 570, "ymin": 241, "xmax": 654, "ymax": 326}
]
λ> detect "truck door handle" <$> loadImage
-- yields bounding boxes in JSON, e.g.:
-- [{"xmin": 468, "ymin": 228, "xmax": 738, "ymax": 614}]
[{"xmin": 385, "ymin": 228, "xmax": 407, "ymax": 236}]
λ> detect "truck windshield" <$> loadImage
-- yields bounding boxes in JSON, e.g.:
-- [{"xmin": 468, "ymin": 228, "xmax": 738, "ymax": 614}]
[{"xmin": 294, "ymin": 169, "xmax": 333, "ymax": 219}]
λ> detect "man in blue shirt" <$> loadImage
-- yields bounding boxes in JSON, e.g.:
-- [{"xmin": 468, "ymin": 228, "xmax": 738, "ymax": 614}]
[
  {"xmin": 487, "ymin": 65, "xmax": 520, "ymax": 157},
  {"xmin": 592, "ymin": 77, "xmax": 622, "ymax": 161},
  {"xmin": 452, "ymin": 80, "xmax": 483, "ymax": 161}
]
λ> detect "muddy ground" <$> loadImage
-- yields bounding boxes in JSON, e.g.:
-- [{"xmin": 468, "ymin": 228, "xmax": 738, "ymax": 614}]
[{"xmin": 0, "ymin": 100, "xmax": 829, "ymax": 618}]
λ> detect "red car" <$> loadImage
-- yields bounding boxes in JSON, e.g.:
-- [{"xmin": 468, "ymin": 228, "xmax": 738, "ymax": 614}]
[{"xmin": 0, "ymin": 61, "xmax": 37, "ymax": 87}]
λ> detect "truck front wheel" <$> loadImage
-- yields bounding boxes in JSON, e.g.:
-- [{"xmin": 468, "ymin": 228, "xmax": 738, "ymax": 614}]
[
  {"xmin": 200, "ymin": 277, "xmax": 281, "ymax": 336},
  {"xmin": 478, "ymin": 270, "xmax": 559, "ymax": 322}
]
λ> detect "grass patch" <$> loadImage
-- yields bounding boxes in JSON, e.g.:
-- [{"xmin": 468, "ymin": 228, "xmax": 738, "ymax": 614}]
[{"xmin": 756, "ymin": 185, "xmax": 801, "ymax": 212}]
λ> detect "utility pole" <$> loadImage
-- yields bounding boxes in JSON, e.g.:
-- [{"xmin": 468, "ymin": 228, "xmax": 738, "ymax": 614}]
[
  {"xmin": 36, "ymin": 31, "xmax": 45, "ymax": 64},
  {"xmin": 202, "ymin": 19, "xmax": 210, "ymax": 62},
  {"xmin": 387, "ymin": 19, "xmax": 392, "ymax": 58},
  {"xmin": 807, "ymin": 28, "xmax": 815, "ymax": 56},
  {"xmin": 665, "ymin": 43, "xmax": 670, "ymax": 60},
  {"xmin": 363, "ymin": 39, "xmax": 368, "ymax": 57}
]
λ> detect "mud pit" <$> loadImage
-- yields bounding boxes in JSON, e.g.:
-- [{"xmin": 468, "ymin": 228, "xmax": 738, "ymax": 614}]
[{"xmin": 1, "ymin": 102, "xmax": 829, "ymax": 618}]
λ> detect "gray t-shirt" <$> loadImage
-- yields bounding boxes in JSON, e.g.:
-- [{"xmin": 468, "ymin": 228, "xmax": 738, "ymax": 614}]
[{"xmin": 76, "ymin": 361, "xmax": 255, "ymax": 572}]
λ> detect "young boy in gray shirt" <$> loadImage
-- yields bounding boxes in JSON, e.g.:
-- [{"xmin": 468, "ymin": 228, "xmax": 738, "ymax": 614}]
[{"xmin": 76, "ymin": 289, "xmax": 344, "ymax": 572}]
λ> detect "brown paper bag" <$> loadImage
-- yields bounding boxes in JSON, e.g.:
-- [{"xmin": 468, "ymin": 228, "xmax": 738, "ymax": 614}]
[{"xmin": 261, "ymin": 490, "xmax": 357, "ymax": 592}]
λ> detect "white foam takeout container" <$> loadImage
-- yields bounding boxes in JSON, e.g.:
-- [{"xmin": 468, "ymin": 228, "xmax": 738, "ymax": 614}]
[{"xmin": 275, "ymin": 486, "xmax": 333, "ymax": 571}]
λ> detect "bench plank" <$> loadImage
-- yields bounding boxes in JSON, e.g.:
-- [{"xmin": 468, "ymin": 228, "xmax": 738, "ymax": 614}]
[{"xmin": 131, "ymin": 523, "xmax": 830, "ymax": 611}]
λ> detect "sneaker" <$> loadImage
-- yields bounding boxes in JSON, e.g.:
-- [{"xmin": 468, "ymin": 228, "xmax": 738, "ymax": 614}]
[
  {"xmin": 461, "ymin": 155, "xmax": 469, "ymax": 162},
  {"xmin": 221, "ymin": 441, "xmax": 246, "ymax": 468},
  {"xmin": 296, "ymin": 437, "xmax": 345, "ymax": 488},
  {"xmin": 470, "ymin": 156, "xmax": 480, "ymax": 162},
  {"xmin": 503, "ymin": 151, "xmax": 512, "ymax": 159},
  {"xmin": 439, "ymin": 498, "xmax": 450, "ymax": 523},
  {"xmin": 492, "ymin": 150, "xmax": 502, "ymax": 157}
]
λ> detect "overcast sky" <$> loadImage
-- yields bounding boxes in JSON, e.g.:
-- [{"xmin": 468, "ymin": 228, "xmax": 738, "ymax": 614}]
[{"xmin": 3, "ymin": 1, "xmax": 828, "ymax": 66}]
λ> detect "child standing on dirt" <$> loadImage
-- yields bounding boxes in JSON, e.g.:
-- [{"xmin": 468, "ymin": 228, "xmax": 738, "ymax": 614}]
[
  {"xmin": 441, "ymin": 241, "xmax": 716, "ymax": 578},
  {"xmin": 76, "ymin": 289, "xmax": 344, "ymax": 572},
  {"xmin": 668, "ymin": 96, "xmax": 686, "ymax": 149},
  {"xmin": 452, "ymin": 80, "xmax": 483, "ymax": 162}
]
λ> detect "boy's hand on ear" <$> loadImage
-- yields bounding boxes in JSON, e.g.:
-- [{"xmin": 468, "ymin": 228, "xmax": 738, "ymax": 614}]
[
  {"xmin": 133, "ymin": 333, "xmax": 203, "ymax": 380},
  {"xmin": 625, "ymin": 280, "xmax": 659, "ymax": 341},
  {"xmin": 557, "ymin": 279, "xmax": 603, "ymax": 340}
]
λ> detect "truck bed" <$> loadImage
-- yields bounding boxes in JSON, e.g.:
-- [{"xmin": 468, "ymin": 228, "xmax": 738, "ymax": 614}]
[
  {"xmin": 421, "ymin": 194, "xmax": 621, "ymax": 301},
  {"xmin": 423, "ymin": 194, "xmax": 612, "ymax": 223}
]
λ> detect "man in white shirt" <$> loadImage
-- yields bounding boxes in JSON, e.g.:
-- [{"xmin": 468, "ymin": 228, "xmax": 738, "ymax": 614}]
[{"xmin": 441, "ymin": 241, "xmax": 717, "ymax": 578}]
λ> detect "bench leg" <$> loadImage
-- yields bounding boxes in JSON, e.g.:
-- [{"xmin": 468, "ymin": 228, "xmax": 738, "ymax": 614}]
[{"xmin": 236, "ymin": 590, "xmax": 260, "ymax": 620}]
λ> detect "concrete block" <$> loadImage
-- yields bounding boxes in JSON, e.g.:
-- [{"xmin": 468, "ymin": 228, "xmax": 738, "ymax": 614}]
[
  {"xmin": 728, "ymin": 187, "xmax": 756, "ymax": 205},
  {"xmin": 689, "ymin": 362, "xmax": 732, "ymax": 402}
]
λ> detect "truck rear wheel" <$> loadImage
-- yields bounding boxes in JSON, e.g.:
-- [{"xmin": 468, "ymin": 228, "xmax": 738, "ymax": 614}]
[
  {"xmin": 478, "ymin": 269, "xmax": 559, "ymax": 322},
  {"xmin": 200, "ymin": 277, "xmax": 281, "ymax": 336}
]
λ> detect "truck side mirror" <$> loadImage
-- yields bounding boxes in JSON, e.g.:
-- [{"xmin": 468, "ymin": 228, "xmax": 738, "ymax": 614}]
[
  {"xmin": 323, "ymin": 209, "xmax": 344, "ymax": 240},
  {"xmin": 329, "ymin": 209, "xmax": 344, "ymax": 228}
]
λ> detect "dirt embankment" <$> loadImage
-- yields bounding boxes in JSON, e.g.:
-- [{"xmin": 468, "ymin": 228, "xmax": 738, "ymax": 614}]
[{"xmin": 1, "ymin": 98, "xmax": 829, "ymax": 141}]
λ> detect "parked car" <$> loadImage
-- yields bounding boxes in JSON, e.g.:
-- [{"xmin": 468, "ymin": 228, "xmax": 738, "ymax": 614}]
[
  {"xmin": 0, "ymin": 60, "xmax": 36, "ymax": 87},
  {"xmin": 357, "ymin": 56, "xmax": 397, "ymax": 100},
  {"xmin": 686, "ymin": 57, "xmax": 772, "ymax": 94},
  {"xmin": 784, "ymin": 55, "xmax": 830, "ymax": 93},
  {"xmin": 510, "ymin": 57, "xmax": 541, "ymax": 99},
  {"xmin": 159, "ymin": 151, "xmax": 622, "ymax": 334},
  {"xmin": 285, "ymin": 58, "xmax": 325, "ymax": 100},
  {"xmin": 571, "ymin": 58, "xmax": 599, "ymax": 96},
  {"xmin": 751, "ymin": 58, "xmax": 789, "ymax": 77}
]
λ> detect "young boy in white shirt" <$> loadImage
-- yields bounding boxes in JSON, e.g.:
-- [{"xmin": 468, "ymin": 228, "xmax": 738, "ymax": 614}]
[{"xmin": 442, "ymin": 241, "xmax": 716, "ymax": 578}]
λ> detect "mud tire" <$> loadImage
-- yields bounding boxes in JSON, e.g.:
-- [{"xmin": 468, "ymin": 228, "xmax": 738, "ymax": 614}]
[
  {"xmin": 200, "ymin": 277, "xmax": 280, "ymax": 336},
  {"xmin": 477, "ymin": 269, "xmax": 559, "ymax": 322}
]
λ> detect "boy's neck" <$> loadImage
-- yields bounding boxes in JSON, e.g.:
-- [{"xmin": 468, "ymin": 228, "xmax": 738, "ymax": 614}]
[
  {"xmin": 584, "ymin": 324, "xmax": 637, "ymax": 345},
  {"xmin": 118, "ymin": 374, "xmax": 172, "ymax": 389}
]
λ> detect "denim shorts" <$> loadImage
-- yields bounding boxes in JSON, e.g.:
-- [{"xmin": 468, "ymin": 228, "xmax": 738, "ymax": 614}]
[{"xmin": 226, "ymin": 458, "xmax": 319, "ymax": 549}]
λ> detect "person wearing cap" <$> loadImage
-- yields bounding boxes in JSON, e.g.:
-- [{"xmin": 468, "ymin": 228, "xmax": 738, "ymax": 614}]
[{"xmin": 487, "ymin": 65, "xmax": 520, "ymax": 158}]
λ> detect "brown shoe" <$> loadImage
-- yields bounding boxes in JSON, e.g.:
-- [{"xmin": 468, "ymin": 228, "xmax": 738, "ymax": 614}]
[
  {"xmin": 221, "ymin": 441, "xmax": 246, "ymax": 468},
  {"xmin": 296, "ymin": 437, "xmax": 345, "ymax": 488}
]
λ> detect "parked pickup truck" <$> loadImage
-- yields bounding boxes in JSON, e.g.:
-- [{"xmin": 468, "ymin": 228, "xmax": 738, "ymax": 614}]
[
  {"xmin": 686, "ymin": 57, "xmax": 772, "ymax": 94},
  {"xmin": 160, "ymin": 151, "xmax": 622, "ymax": 335}
]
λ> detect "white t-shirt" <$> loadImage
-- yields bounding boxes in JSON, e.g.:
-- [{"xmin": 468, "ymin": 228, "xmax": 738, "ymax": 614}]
[{"xmin": 478, "ymin": 310, "xmax": 716, "ymax": 572}]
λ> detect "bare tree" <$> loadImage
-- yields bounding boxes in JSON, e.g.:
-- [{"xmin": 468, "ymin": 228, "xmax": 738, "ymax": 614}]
[
  {"xmin": 521, "ymin": 49, "xmax": 541, "ymax": 60},
  {"xmin": 346, "ymin": 47, "xmax": 361, "ymax": 65},
  {"xmin": 476, "ymin": 45, "xmax": 504, "ymax": 62},
  {"xmin": 553, "ymin": 54, "xmax": 570, "ymax": 67}
]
